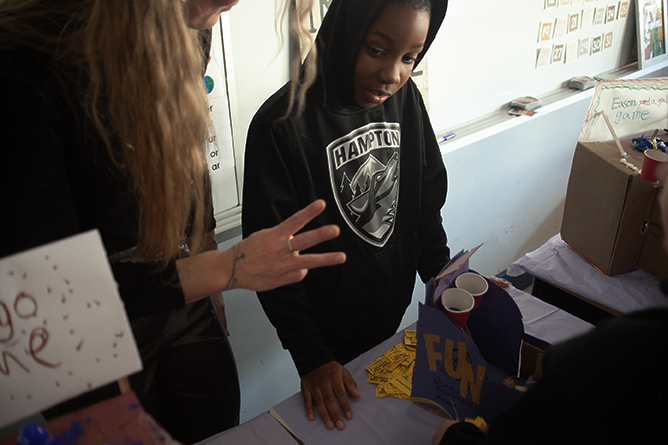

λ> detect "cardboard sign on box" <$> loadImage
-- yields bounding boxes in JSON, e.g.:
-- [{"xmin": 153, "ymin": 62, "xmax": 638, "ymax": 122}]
[{"xmin": 561, "ymin": 139, "xmax": 667, "ymax": 279}]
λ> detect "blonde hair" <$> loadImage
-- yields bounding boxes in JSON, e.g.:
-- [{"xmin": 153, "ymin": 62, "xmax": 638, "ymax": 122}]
[
  {"xmin": 87, "ymin": 1, "xmax": 210, "ymax": 264},
  {"xmin": 0, "ymin": 0, "xmax": 317, "ymax": 266},
  {"xmin": 278, "ymin": 0, "xmax": 318, "ymax": 117}
]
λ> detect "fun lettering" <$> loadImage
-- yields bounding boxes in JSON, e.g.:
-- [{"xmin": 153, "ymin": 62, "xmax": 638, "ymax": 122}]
[{"xmin": 423, "ymin": 334, "xmax": 485, "ymax": 403}]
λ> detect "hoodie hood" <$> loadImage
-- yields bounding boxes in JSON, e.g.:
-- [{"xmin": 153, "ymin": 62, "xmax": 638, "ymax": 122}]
[{"xmin": 307, "ymin": 0, "xmax": 448, "ymax": 110}]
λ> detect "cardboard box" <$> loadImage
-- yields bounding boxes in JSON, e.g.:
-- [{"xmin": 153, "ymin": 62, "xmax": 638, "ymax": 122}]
[
  {"xmin": 638, "ymin": 194, "xmax": 668, "ymax": 280},
  {"xmin": 561, "ymin": 139, "xmax": 665, "ymax": 278},
  {"xmin": 518, "ymin": 342, "xmax": 544, "ymax": 382}
]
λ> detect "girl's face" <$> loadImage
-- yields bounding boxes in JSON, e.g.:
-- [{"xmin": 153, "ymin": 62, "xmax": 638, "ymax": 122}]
[
  {"xmin": 185, "ymin": 0, "xmax": 240, "ymax": 29},
  {"xmin": 353, "ymin": 4, "xmax": 430, "ymax": 108}
]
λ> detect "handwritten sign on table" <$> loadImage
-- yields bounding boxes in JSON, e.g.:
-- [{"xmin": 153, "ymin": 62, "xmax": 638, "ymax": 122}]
[
  {"xmin": 0, "ymin": 230, "xmax": 142, "ymax": 428},
  {"xmin": 580, "ymin": 79, "xmax": 668, "ymax": 142}
]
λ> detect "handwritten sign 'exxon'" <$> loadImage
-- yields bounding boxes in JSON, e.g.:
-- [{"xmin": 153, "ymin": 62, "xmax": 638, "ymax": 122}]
[
  {"xmin": 580, "ymin": 79, "xmax": 668, "ymax": 142},
  {"xmin": 0, "ymin": 230, "xmax": 142, "ymax": 428}
]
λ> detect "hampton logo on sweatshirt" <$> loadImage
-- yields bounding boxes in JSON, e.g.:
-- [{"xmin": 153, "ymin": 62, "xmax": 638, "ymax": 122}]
[{"xmin": 326, "ymin": 122, "xmax": 400, "ymax": 247}]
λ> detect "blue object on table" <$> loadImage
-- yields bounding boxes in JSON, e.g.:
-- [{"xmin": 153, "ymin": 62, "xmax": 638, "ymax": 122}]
[
  {"xmin": 17, "ymin": 423, "xmax": 51, "ymax": 445},
  {"xmin": 632, "ymin": 134, "xmax": 668, "ymax": 153}
]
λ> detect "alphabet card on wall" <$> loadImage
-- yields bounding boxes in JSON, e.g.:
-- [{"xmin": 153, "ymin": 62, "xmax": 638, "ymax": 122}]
[
  {"xmin": 580, "ymin": 79, "xmax": 668, "ymax": 142},
  {"xmin": 0, "ymin": 230, "xmax": 142, "ymax": 428}
]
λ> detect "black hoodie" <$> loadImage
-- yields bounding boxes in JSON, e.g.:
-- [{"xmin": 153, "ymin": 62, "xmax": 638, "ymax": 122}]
[{"xmin": 242, "ymin": 0, "xmax": 450, "ymax": 377}]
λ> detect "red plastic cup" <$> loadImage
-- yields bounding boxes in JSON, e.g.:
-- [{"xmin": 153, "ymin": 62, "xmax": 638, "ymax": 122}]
[
  {"xmin": 440, "ymin": 288, "xmax": 475, "ymax": 327},
  {"xmin": 641, "ymin": 150, "xmax": 668, "ymax": 183},
  {"xmin": 455, "ymin": 272, "xmax": 489, "ymax": 309}
]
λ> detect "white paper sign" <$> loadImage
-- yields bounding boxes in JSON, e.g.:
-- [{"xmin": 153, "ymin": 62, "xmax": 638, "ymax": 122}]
[
  {"xmin": 204, "ymin": 19, "xmax": 239, "ymax": 215},
  {"xmin": 0, "ymin": 230, "xmax": 142, "ymax": 427},
  {"xmin": 580, "ymin": 79, "xmax": 668, "ymax": 142}
]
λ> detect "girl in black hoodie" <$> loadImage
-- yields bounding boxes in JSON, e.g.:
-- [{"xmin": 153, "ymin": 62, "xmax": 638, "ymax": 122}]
[{"xmin": 243, "ymin": 0, "xmax": 451, "ymax": 431}]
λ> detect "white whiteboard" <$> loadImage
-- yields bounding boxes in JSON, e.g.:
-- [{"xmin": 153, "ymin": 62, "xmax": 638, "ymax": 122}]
[
  {"xmin": 204, "ymin": 20, "xmax": 239, "ymax": 218},
  {"xmin": 427, "ymin": 0, "xmax": 637, "ymax": 132}
]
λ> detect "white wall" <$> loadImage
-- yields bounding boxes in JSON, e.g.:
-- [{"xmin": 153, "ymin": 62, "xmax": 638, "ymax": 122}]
[
  {"xmin": 441, "ymin": 99, "xmax": 590, "ymax": 276},
  {"xmin": 224, "ymin": 0, "xmax": 291, "ymax": 200}
]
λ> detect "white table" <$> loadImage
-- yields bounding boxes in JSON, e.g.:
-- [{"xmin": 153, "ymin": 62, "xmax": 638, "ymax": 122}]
[
  {"xmin": 508, "ymin": 234, "xmax": 668, "ymax": 316},
  {"xmin": 198, "ymin": 284, "xmax": 592, "ymax": 445},
  {"xmin": 266, "ymin": 285, "xmax": 591, "ymax": 445},
  {"xmin": 505, "ymin": 284, "xmax": 593, "ymax": 345},
  {"xmin": 196, "ymin": 411, "xmax": 297, "ymax": 445}
]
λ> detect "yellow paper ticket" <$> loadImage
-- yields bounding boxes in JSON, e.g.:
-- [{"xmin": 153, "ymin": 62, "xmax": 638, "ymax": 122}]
[
  {"xmin": 366, "ymin": 355, "xmax": 394, "ymax": 374},
  {"xmin": 404, "ymin": 329, "xmax": 417, "ymax": 346},
  {"xmin": 389, "ymin": 373, "xmax": 412, "ymax": 397},
  {"xmin": 367, "ymin": 329, "xmax": 418, "ymax": 400}
]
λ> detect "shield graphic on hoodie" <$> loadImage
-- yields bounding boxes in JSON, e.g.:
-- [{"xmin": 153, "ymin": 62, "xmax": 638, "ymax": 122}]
[{"xmin": 326, "ymin": 122, "xmax": 400, "ymax": 247}]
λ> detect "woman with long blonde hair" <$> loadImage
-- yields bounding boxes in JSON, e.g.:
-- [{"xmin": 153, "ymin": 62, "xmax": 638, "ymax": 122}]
[{"xmin": 0, "ymin": 0, "xmax": 342, "ymax": 442}]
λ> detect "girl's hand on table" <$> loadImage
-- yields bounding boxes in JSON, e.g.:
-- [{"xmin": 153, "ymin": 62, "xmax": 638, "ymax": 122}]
[{"xmin": 301, "ymin": 361, "xmax": 360, "ymax": 431}]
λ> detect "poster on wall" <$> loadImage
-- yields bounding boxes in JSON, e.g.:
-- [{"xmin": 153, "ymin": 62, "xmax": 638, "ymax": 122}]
[
  {"xmin": 306, "ymin": 0, "xmax": 430, "ymax": 109},
  {"xmin": 537, "ymin": 0, "xmax": 629, "ymax": 69},
  {"xmin": 637, "ymin": 0, "xmax": 668, "ymax": 68},
  {"xmin": 204, "ymin": 20, "xmax": 239, "ymax": 216}
]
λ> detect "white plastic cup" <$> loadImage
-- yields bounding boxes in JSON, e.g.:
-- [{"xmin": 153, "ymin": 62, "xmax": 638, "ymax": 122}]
[{"xmin": 455, "ymin": 272, "xmax": 489, "ymax": 309}]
